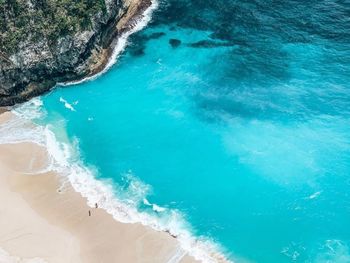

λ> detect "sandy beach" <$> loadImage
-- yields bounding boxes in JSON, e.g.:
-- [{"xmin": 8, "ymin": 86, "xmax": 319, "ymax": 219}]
[{"xmin": 0, "ymin": 111, "xmax": 197, "ymax": 263}]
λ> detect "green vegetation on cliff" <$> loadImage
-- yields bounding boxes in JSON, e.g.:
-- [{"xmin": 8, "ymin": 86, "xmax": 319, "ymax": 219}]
[{"xmin": 0, "ymin": 0, "xmax": 107, "ymax": 55}]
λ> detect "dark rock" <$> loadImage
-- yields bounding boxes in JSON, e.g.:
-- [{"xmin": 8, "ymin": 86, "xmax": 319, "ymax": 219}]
[
  {"xmin": 169, "ymin": 39, "xmax": 182, "ymax": 48},
  {"xmin": 188, "ymin": 40, "xmax": 232, "ymax": 48},
  {"xmin": 129, "ymin": 47, "xmax": 146, "ymax": 57}
]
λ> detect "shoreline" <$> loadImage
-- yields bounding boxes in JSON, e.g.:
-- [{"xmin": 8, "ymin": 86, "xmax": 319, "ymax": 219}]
[
  {"xmin": 59, "ymin": 0, "xmax": 158, "ymax": 87},
  {"xmin": 0, "ymin": 111, "xmax": 197, "ymax": 263},
  {"xmin": 75, "ymin": 0, "xmax": 155, "ymax": 82}
]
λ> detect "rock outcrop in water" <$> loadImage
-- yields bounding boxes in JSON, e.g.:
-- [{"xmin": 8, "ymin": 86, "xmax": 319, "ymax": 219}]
[{"xmin": 0, "ymin": 0, "xmax": 151, "ymax": 106}]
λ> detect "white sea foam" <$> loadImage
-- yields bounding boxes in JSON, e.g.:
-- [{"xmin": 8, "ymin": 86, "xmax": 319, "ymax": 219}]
[
  {"xmin": 143, "ymin": 198, "xmax": 152, "ymax": 206},
  {"xmin": 153, "ymin": 203, "xmax": 166, "ymax": 212},
  {"xmin": 314, "ymin": 240, "xmax": 350, "ymax": 263},
  {"xmin": 0, "ymin": 117, "xmax": 44, "ymax": 145},
  {"xmin": 280, "ymin": 242, "xmax": 305, "ymax": 261},
  {"xmin": 143, "ymin": 198, "xmax": 166, "ymax": 212},
  {"xmin": 308, "ymin": 191, "xmax": 322, "ymax": 200},
  {"xmin": 0, "ymin": 100, "xmax": 46, "ymax": 146},
  {"xmin": 12, "ymin": 98, "xmax": 46, "ymax": 120},
  {"xmin": 58, "ymin": 0, "xmax": 159, "ymax": 86},
  {"xmin": 59, "ymin": 97, "xmax": 76, "ymax": 111}
]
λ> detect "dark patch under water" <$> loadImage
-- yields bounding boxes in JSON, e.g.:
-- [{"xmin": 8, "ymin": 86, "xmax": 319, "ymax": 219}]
[
  {"xmin": 128, "ymin": 31, "xmax": 167, "ymax": 56},
  {"xmin": 169, "ymin": 38, "xmax": 181, "ymax": 48},
  {"xmin": 140, "ymin": 0, "xmax": 350, "ymax": 123}
]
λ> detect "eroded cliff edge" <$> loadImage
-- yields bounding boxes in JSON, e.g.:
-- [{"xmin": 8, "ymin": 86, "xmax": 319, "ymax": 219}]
[{"xmin": 0, "ymin": 0, "xmax": 151, "ymax": 106}]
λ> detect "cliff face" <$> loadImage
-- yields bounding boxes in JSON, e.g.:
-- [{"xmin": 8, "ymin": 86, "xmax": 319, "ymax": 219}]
[{"xmin": 0, "ymin": 0, "xmax": 151, "ymax": 106}]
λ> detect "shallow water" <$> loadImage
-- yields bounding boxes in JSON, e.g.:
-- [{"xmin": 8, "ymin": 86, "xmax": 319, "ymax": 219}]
[{"xmin": 32, "ymin": 0, "xmax": 350, "ymax": 262}]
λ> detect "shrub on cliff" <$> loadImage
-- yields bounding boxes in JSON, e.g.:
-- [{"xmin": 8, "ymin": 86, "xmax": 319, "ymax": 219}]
[{"xmin": 0, "ymin": 0, "xmax": 107, "ymax": 55}]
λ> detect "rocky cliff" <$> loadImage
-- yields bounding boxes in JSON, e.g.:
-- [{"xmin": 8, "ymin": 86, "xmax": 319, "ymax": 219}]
[{"xmin": 0, "ymin": 0, "xmax": 151, "ymax": 106}]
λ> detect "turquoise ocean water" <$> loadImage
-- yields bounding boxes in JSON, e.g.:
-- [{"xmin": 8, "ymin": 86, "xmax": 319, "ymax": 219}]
[{"xmin": 22, "ymin": 0, "xmax": 350, "ymax": 262}]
